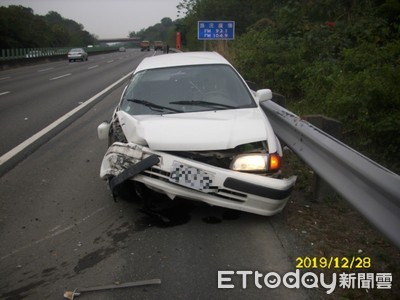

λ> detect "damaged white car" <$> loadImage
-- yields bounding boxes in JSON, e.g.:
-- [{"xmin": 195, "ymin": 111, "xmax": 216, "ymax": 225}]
[{"xmin": 97, "ymin": 51, "xmax": 296, "ymax": 216}]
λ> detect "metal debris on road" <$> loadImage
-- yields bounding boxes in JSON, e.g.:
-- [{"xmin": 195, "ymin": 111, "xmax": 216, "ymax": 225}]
[{"xmin": 63, "ymin": 278, "xmax": 161, "ymax": 299}]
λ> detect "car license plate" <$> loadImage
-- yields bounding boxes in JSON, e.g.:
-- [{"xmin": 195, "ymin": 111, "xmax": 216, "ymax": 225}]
[{"xmin": 169, "ymin": 161, "xmax": 214, "ymax": 191}]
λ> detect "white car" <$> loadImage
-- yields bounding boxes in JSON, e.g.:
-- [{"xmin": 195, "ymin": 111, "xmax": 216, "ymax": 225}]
[
  {"xmin": 68, "ymin": 48, "xmax": 88, "ymax": 62},
  {"xmin": 97, "ymin": 52, "xmax": 296, "ymax": 216}
]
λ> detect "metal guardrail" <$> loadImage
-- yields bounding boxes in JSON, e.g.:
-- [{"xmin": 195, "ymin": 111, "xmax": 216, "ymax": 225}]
[
  {"xmin": 261, "ymin": 100, "xmax": 400, "ymax": 249},
  {"xmin": 0, "ymin": 46, "xmax": 120, "ymax": 60}
]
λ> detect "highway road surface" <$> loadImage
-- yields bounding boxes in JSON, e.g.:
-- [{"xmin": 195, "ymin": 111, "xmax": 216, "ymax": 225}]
[
  {"xmin": 0, "ymin": 49, "xmax": 152, "ymax": 156},
  {"xmin": 0, "ymin": 50, "xmax": 314, "ymax": 299}
]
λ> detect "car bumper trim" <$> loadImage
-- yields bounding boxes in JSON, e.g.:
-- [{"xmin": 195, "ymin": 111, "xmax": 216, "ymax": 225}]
[
  {"xmin": 109, "ymin": 154, "xmax": 160, "ymax": 197},
  {"xmin": 223, "ymin": 177, "xmax": 293, "ymax": 201}
]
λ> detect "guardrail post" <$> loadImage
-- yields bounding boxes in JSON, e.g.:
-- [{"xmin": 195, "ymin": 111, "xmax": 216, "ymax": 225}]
[{"xmin": 302, "ymin": 115, "xmax": 342, "ymax": 202}]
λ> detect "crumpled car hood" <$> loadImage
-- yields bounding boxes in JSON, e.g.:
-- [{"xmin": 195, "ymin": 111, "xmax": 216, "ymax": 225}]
[{"xmin": 117, "ymin": 108, "xmax": 271, "ymax": 151}]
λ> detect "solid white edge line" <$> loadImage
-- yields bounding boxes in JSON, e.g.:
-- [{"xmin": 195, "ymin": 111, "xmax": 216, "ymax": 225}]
[{"xmin": 0, "ymin": 71, "xmax": 133, "ymax": 166}]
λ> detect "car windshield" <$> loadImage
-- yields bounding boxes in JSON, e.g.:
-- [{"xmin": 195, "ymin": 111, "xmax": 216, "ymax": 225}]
[{"xmin": 120, "ymin": 64, "xmax": 256, "ymax": 115}]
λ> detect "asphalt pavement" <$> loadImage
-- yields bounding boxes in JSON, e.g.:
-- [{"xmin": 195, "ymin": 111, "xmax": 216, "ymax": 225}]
[{"xmin": 0, "ymin": 55, "xmax": 313, "ymax": 299}]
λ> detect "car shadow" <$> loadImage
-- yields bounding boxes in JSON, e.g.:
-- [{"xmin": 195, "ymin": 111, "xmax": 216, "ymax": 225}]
[{"xmin": 112, "ymin": 181, "xmax": 242, "ymax": 229}]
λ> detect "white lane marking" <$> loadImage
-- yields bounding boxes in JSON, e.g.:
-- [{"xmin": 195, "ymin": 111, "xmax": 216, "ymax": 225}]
[
  {"xmin": 38, "ymin": 67, "xmax": 54, "ymax": 72},
  {"xmin": 0, "ymin": 91, "xmax": 11, "ymax": 96},
  {"xmin": 88, "ymin": 65, "xmax": 99, "ymax": 70},
  {"xmin": 49, "ymin": 73, "xmax": 72, "ymax": 81},
  {"xmin": 0, "ymin": 76, "xmax": 11, "ymax": 81},
  {"xmin": 0, "ymin": 207, "xmax": 106, "ymax": 261},
  {"xmin": 49, "ymin": 225, "xmax": 62, "ymax": 232},
  {"xmin": 107, "ymin": 60, "xmax": 114, "ymax": 63}
]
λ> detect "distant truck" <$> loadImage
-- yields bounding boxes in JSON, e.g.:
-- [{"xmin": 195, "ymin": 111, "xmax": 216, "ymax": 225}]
[
  {"xmin": 154, "ymin": 41, "xmax": 164, "ymax": 51},
  {"xmin": 140, "ymin": 40, "xmax": 150, "ymax": 51}
]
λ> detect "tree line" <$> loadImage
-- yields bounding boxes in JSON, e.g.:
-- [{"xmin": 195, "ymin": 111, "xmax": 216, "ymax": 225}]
[
  {"xmin": 0, "ymin": 5, "xmax": 177, "ymax": 49},
  {"xmin": 129, "ymin": 17, "xmax": 176, "ymax": 45},
  {"xmin": 0, "ymin": 5, "xmax": 97, "ymax": 49},
  {"xmin": 176, "ymin": 0, "xmax": 400, "ymax": 172}
]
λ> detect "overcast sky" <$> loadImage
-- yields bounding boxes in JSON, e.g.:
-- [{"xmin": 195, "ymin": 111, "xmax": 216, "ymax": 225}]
[{"xmin": 0, "ymin": 0, "xmax": 182, "ymax": 38}]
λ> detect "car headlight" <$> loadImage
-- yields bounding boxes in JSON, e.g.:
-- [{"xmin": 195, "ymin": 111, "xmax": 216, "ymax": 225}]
[{"xmin": 230, "ymin": 153, "xmax": 281, "ymax": 173}]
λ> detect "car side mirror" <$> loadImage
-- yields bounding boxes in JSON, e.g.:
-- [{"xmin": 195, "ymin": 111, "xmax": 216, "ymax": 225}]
[
  {"xmin": 255, "ymin": 89, "xmax": 272, "ymax": 103},
  {"xmin": 97, "ymin": 121, "xmax": 110, "ymax": 140}
]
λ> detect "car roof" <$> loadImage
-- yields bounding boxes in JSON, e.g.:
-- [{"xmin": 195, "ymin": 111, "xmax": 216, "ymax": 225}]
[{"xmin": 134, "ymin": 51, "xmax": 230, "ymax": 73}]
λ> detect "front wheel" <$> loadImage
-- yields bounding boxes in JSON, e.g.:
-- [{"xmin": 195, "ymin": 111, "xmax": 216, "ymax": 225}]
[{"xmin": 108, "ymin": 120, "xmax": 126, "ymax": 146}]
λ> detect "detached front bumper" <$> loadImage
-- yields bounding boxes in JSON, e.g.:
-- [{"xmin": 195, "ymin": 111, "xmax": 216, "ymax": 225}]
[{"xmin": 100, "ymin": 142, "xmax": 297, "ymax": 216}]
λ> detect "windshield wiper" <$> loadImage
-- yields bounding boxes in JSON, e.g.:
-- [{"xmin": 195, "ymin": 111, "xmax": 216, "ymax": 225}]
[
  {"xmin": 127, "ymin": 99, "xmax": 182, "ymax": 113},
  {"xmin": 169, "ymin": 100, "xmax": 236, "ymax": 109}
]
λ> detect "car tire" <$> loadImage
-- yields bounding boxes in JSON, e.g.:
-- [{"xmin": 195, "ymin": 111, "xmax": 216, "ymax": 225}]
[
  {"xmin": 109, "ymin": 177, "xmax": 141, "ymax": 202},
  {"xmin": 108, "ymin": 121, "xmax": 126, "ymax": 147}
]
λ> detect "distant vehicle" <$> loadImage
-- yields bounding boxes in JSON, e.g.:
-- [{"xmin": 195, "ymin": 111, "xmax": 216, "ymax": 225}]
[
  {"xmin": 68, "ymin": 48, "xmax": 88, "ymax": 62},
  {"xmin": 154, "ymin": 41, "xmax": 164, "ymax": 51},
  {"xmin": 119, "ymin": 47, "xmax": 126, "ymax": 52},
  {"xmin": 140, "ymin": 41, "xmax": 150, "ymax": 51}
]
